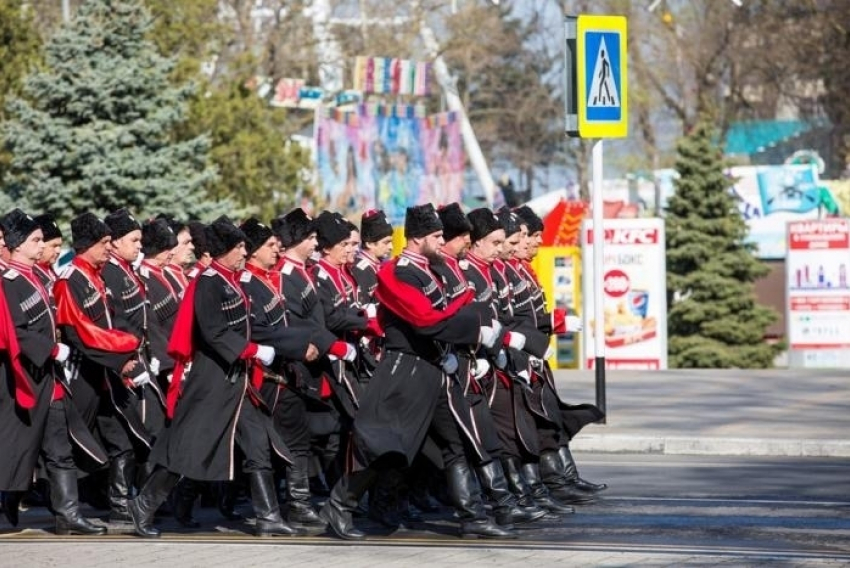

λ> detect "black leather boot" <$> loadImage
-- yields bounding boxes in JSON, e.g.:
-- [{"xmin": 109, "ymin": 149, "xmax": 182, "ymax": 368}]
[
  {"xmin": 539, "ymin": 451, "xmax": 595, "ymax": 504},
  {"xmin": 559, "ymin": 445, "xmax": 608, "ymax": 492},
  {"xmin": 107, "ymin": 453, "xmax": 135, "ymax": 523},
  {"xmin": 127, "ymin": 468, "xmax": 180, "ymax": 538},
  {"xmin": 217, "ymin": 481, "xmax": 243, "ymax": 520},
  {"xmin": 501, "ymin": 457, "xmax": 550, "ymax": 515},
  {"xmin": 249, "ymin": 470, "xmax": 304, "ymax": 537},
  {"xmin": 49, "ymin": 468, "xmax": 107, "ymax": 535},
  {"xmin": 368, "ymin": 469, "xmax": 403, "ymax": 529},
  {"xmin": 1, "ymin": 491, "xmax": 22, "ymax": 527},
  {"xmin": 173, "ymin": 478, "xmax": 200, "ymax": 528},
  {"xmin": 477, "ymin": 460, "xmax": 546, "ymax": 527},
  {"xmin": 319, "ymin": 468, "xmax": 378, "ymax": 541},
  {"xmin": 521, "ymin": 461, "xmax": 575, "ymax": 515},
  {"xmin": 286, "ymin": 457, "xmax": 323, "ymax": 526},
  {"xmin": 447, "ymin": 460, "xmax": 516, "ymax": 539}
]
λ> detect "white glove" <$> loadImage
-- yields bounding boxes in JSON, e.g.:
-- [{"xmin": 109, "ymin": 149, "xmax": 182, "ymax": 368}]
[
  {"xmin": 166, "ymin": 373, "xmax": 174, "ymax": 384},
  {"xmin": 490, "ymin": 319, "xmax": 503, "ymax": 338},
  {"xmin": 440, "ymin": 353, "xmax": 458, "ymax": 374},
  {"xmin": 566, "ymin": 315, "xmax": 583, "ymax": 333},
  {"xmin": 132, "ymin": 371, "xmax": 151, "ymax": 387},
  {"xmin": 63, "ymin": 365, "xmax": 75, "ymax": 382},
  {"xmin": 543, "ymin": 345, "xmax": 556, "ymax": 360},
  {"xmin": 472, "ymin": 358, "xmax": 490, "ymax": 380},
  {"xmin": 328, "ymin": 343, "xmax": 357, "ymax": 363},
  {"xmin": 517, "ymin": 369, "xmax": 531, "ymax": 385},
  {"xmin": 364, "ymin": 303, "xmax": 377, "ymax": 318},
  {"xmin": 149, "ymin": 357, "xmax": 161, "ymax": 376},
  {"xmin": 256, "ymin": 345, "xmax": 275, "ymax": 366},
  {"xmin": 54, "ymin": 343, "xmax": 71, "ymax": 364},
  {"xmin": 479, "ymin": 326, "xmax": 498, "ymax": 348},
  {"xmin": 505, "ymin": 331, "xmax": 526, "ymax": 350},
  {"xmin": 495, "ymin": 349, "xmax": 508, "ymax": 370}
]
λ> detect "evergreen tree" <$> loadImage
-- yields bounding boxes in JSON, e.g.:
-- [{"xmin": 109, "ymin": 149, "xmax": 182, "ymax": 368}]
[
  {"xmin": 666, "ymin": 117, "xmax": 781, "ymax": 368},
  {"xmin": 1, "ymin": 0, "xmax": 221, "ymax": 224},
  {"xmin": 0, "ymin": 0, "xmax": 41, "ymax": 208}
]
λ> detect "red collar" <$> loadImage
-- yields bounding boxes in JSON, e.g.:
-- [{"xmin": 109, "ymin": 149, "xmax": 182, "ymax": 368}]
[
  {"xmin": 72, "ymin": 256, "xmax": 107, "ymax": 296},
  {"xmin": 400, "ymin": 250, "xmax": 429, "ymax": 270},
  {"xmin": 357, "ymin": 250, "xmax": 381, "ymax": 269},
  {"xmin": 317, "ymin": 258, "xmax": 355, "ymax": 299},
  {"xmin": 245, "ymin": 261, "xmax": 281, "ymax": 293}
]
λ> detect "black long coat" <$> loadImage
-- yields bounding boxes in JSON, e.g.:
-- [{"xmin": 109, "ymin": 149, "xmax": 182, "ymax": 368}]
[{"xmin": 150, "ymin": 266, "xmax": 289, "ymax": 481}]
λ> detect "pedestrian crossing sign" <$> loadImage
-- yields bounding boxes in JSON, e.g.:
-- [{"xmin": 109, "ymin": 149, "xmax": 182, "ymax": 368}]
[{"xmin": 576, "ymin": 15, "xmax": 627, "ymax": 138}]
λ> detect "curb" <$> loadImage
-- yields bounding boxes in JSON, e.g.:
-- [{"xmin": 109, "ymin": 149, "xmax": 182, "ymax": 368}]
[{"xmin": 570, "ymin": 435, "xmax": 850, "ymax": 458}]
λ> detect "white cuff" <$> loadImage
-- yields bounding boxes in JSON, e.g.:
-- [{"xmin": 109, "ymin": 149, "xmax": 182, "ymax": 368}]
[
  {"xmin": 54, "ymin": 343, "xmax": 71, "ymax": 364},
  {"xmin": 256, "ymin": 345, "xmax": 275, "ymax": 366},
  {"xmin": 506, "ymin": 332, "xmax": 526, "ymax": 350}
]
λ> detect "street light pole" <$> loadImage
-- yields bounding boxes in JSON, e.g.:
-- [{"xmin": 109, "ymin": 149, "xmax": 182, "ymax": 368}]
[{"xmin": 62, "ymin": 0, "xmax": 70, "ymax": 23}]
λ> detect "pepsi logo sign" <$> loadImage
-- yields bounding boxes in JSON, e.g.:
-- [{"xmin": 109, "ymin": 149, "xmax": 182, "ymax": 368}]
[{"xmin": 603, "ymin": 269, "xmax": 630, "ymax": 297}]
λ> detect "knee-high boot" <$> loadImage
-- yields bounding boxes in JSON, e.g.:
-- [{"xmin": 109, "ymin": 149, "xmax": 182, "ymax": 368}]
[
  {"xmin": 446, "ymin": 459, "xmax": 516, "ymax": 539},
  {"xmin": 173, "ymin": 478, "xmax": 200, "ymax": 528},
  {"xmin": 559, "ymin": 445, "xmax": 607, "ymax": 492},
  {"xmin": 286, "ymin": 456, "xmax": 324, "ymax": 526},
  {"xmin": 539, "ymin": 451, "xmax": 595, "ymax": 504},
  {"xmin": 249, "ymin": 470, "xmax": 304, "ymax": 537},
  {"xmin": 1, "ymin": 491, "xmax": 22, "ymax": 527},
  {"xmin": 319, "ymin": 467, "xmax": 378, "ymax": 541},
  {"xmin": 127, "ymin": 468, "xmax": 180, "ymax": 538},
  {"xmin": 477, "ymin": 460, "xmax": 546, "ymax": 526},
  {"xmin": 50, "ymin": 468, "xmax": 106, "ymax": 535},
  {"xmin": 107, "ymin": 453, "xmax": 135, "ymax": 523},
  {"xmin": 520, "ymin": 461, "xmax": 575, "ymax": 515}
]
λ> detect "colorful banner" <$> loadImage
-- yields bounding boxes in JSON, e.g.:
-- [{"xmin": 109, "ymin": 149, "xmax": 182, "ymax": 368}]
[
  {"xmin": 353, "ymin": 56, "xmax": 432, "ymax": 96},
  {"xmin": 786, "ymin": 219, "xmax": 850, "ymax": 368},
  {"xmin": 581, "ymin": 218, "xmax": 668, "ymax": 370},
  {"xmin": 315, "ymin": 106, "xmax": 464, "ymax": 224}
]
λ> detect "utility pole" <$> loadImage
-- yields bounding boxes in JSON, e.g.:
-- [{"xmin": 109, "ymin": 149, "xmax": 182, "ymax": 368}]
[{"xmin": 62, "ymin": 0, "xmax": 70, "ymax": 23}]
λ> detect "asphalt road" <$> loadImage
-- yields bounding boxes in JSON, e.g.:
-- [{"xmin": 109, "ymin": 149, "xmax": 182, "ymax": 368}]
[{"xmin": 3, "ymin": 453, "xmax": 848, "ymax": 566}]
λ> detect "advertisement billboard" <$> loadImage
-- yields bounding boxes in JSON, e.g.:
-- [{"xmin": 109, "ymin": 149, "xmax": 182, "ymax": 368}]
[
  {"xmin": 786, "ymin": 219, "xmax": 850, "ymax": 367},
  {"xmin": 581, "ymin": 218, "xmax": 667, "ymax": 370}
]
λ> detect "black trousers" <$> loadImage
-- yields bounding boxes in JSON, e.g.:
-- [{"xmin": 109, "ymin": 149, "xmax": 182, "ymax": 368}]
[
  {"xmin": 41, "ymin": 400, "xmax": 77, "ymax": 471},
  {"xmin": 235, "ymin": 400, "xmax": 274, "ymax": 473},
  {"xmin": 273, "ymin": 387, "xmax": 311, "ymax": 459}
]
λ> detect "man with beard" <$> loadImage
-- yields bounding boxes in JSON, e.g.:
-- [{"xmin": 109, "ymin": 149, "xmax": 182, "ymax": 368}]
[
  {"xmin": 319, "ymin": 204, "xmax": 513, "ymax": 541},
  {"xmin": 507, "ymin": 206, "xmax": 604, "ymax": 504},
  {"xmin": 128, "ymin": 216, "xmax": 297, "ymax": 538},
  {"xmin": 238, "ymin": 218, "xmax": 325, "ymax": 529},
  {"xmin": 0, "ymin": 210, "xmax": 107, "ymax": 534}
]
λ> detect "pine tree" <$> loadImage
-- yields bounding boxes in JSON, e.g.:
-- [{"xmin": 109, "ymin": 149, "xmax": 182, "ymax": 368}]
[
  {"xmin": 1, "ymin": 0, "xmax": 222, "ymax": 225},
  {"xmin": 666, "ymin": 117, "xmax": 781, "ymax": 368}
]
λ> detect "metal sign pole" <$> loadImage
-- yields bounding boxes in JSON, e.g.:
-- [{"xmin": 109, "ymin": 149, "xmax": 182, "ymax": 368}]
[{"xmin": 592, "ymin": 139, "xmax": 606, "ymax": 422}]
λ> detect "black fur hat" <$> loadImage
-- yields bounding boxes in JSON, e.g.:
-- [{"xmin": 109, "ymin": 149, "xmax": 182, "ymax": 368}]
[
  {"xmin": 315, "ymin": 211, "xmax": 351, "ymax": 251},
  {"xmin": 240, "ymin": 218, "xmax": 274, "ymax": 255},
  {"xmin": 467, "ymin": 208, "xmax": 503, "ymax": 244},
  {"xmin": 404, "ymin": 203, "xmax": 443, "ymax": 240},
  {"xmin": 513, "ymin": 205, "xmax": 544, "ymax": 234},
  {"xmin": 141, "ymin": 218, "xmax": 177, "ymax": 257},
  {"xmin": 279, "ymin": 208, "xmax": 315, "ymax": 249},
  {"xmin": 156, "ymin": 212, "xmax": 186, "ymax": 236},
  {"xmin": 3, "ymin": 209, "xmax": 40, "ymax": 250},
  {"xmin": 497, "ymin": 207, "xmax": 521, "ymax": 237},
  {"xmin": 360, "ymin": 209, "xmax": 394, "ymax": 243},
  {"xmin": 71, "ymin": 212, "xmax": 111, "ymax": 252},
  {"xmin": 187, "ymin": 221, "xmax": 209, "ymax": 256},
  {"xmin": 33, "ymin": 213, "xmax": 62, "ymax": 242},
  {"xmin": 438, "ymin": 203, "xmax": 472, "ymax": 242},
  {"xmin": 205, "ymin": 216, "xmax": 246, "ymax": 258},
  {"xmin": 103, "ymin": 208, "xmax": 141, "ymax": 241}
]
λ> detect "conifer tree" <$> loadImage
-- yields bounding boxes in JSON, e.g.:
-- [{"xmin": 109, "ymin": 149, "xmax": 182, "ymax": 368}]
[
  {"xmin": 1, "ymin": 0, "xmax": 222, "ymax": 224},
  {"xmin": 666, "ymin": 117, "xmax": 781, "ymax": 368}
]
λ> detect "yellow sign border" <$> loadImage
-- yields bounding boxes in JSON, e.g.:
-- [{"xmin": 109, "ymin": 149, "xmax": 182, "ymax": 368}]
[{"xmin": 577, "ymin": 15, "xmax": 628, "ymax": 138}]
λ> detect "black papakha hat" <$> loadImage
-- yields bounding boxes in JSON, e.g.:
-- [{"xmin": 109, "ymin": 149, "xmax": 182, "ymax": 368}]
[
  {"xmin": 513, "ymin": 205, "xmax": 544, "ymax": 234},
  {"xmin": 315, "ymin": 211, "xmax": 351, "ymax": 251},
  {"xmin": 141, "ymin": 218, "xmax": 177, "ymax": 257},
  {"xmin": 71, "ymin": 212, "xmax": 111, "ymax": 252},
  {"xmin": 3, "ymin": 209, "xmax": 40, "ymax": 250},
  {"xmin": 103, "ymin": 208, "xmax": 141, "ymax": 241},
  {"xmin": 404, "ymin": 203, "xmax": 443, "ymax": 240},
  {"xmin": 467, "ymin": 208, "xmax": 503, "ymax": 244},
  {"xmin": 33, "ymin": 213, "xmax": 62, "ymax": 242},
  {"xmin": 278, "ymin": 208, "xmax": 315, "ymax": 249},
  {"xmin": 240, "ymin": 217, "xmax": 274, "ymax": 255},
  {"xmin": 205, "ymin": 216, "xmax": 246, "ymax": 258},
  {"xmin": 360, "ymin": 209, "xmax": 394, "ymax": 243},
  {"xmin": 437, "ymin": 203, "xmax": 472, "ymax": 242}
]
